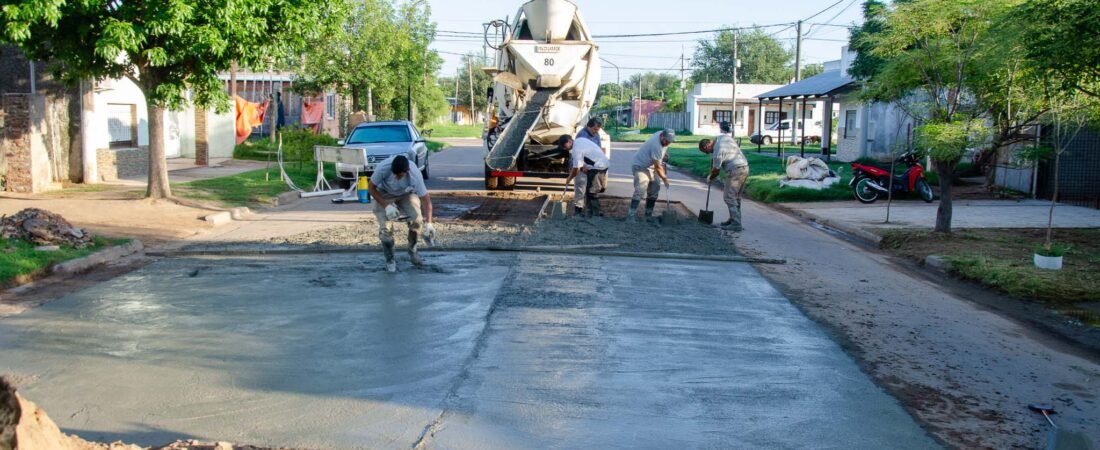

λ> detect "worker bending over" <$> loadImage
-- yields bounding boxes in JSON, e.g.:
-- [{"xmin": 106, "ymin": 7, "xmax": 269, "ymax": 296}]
[
  {"xmin": 575, "ymin": 117, "xmax": 612, "ymax": 192},
  {"xmin": 558, "ymin": 135, "xmax": 610, "ymax": 217},
  {"xmin": 368, "ymin": 155, "xmax": 435, "ymax": 272},
  {"xmin": 628, "ymin": 128, "xmax": 675, "ymax": 222},
  {"xmin": 698, "ymin": 121, "xmax": 749, "ymax": 231}
]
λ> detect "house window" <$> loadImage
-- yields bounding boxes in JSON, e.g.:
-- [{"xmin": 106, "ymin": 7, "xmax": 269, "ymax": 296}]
[
  {"xmin": 713, "ymin": 110, "xmax": 732, "ymax": 125},
  {"xmin": 325, "ymin": 93, "xmax": 335, "ymax": 119},
  {"xmin": 764, "ymin": 111, "xmax": 788, "ymax": 125},
  {"xmin": 107, "ymin": 103, "xmax": 137, "ymax": 147},
  {"xmin": 844, "ymin": 110, "xmax": 857, "ymax": 138}
]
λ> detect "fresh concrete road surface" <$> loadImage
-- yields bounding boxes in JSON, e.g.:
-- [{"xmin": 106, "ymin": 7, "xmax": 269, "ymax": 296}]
[{"xmin": 0, "ymin": 252, "xmax": 936, "ymax": 449}]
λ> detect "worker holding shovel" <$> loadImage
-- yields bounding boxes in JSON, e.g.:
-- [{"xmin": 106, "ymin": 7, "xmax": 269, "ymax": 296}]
[
  {"xmin": 559, "ymin": 135, "xmax": 610, "ymax": 217},
  {"xmin": 628, "ymin": 128, "xmax": 675, "ymax": 222},
  {"xmin": 698, "ymin": 121, "xmax": 749, "ymax": 231},
  {"xmin": 368, "ymin": 155, "xmax": 436, "ymax": 273}
]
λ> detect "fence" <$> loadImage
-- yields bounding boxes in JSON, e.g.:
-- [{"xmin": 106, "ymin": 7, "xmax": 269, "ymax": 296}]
[{"xmin": 646, "ymin": 112, "xmax": 691, "ymax": 133}]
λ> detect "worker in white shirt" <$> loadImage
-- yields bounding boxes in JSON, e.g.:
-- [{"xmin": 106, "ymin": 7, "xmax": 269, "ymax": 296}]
[
  {"xmin": 628, "ymin": 128, "xmax": 675, "ymax": 222},
  {"xmin": 697, "ymin": 121, "xmax": 749, "ymax": 231},
  {"xmin": 558, "ymin": 135, "xmax": 611, "ymax": 217},
  {"xmin": 367, "ymin": 155, "xmax": 436, "ymax": 272},
  {"xmin": 575, "ymin": 117, "xmax": 612, "ymax": 192}
]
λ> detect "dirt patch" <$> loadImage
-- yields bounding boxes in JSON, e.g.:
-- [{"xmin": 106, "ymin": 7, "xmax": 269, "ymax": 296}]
[{"xmin": 880, "ymin": 228, "xmax": 1100, "ymax": 309}]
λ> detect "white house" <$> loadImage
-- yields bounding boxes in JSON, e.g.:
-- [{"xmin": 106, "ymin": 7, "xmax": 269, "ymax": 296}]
[{"xmin": 687, "ymin": 83, "xmax": 781, "ymax": 136}]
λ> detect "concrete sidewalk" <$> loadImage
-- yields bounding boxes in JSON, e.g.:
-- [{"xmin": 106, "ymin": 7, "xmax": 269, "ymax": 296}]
[{"xmin": 781, "ymin": 199, "xmax": 1100, "ymax": 241}]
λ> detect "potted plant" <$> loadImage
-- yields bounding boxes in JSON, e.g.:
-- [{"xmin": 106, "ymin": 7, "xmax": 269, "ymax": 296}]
[{"xmin": 1033, "ymin": 243, "xmax": 1067, "ymax": 270}]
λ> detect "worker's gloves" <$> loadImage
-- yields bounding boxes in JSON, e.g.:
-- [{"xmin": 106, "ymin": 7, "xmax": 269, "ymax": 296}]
[
  {"xmin": 424, "ymin": 223, "xmax": 436, "ymax": 240},
  {"xmin": 385, "ymin": 204, "xmax": 400, "ymax": 221}
]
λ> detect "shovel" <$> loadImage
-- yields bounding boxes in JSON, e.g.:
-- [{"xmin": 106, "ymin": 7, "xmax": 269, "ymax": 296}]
[
  {"xmin": 549, "ymin": 182, "xmax": 569, "ymax": 220},
  {"xmin": 699, "ymin": 177, "xmax": 715, "ymax": 225},
  {"xmin": 660, "ymin": 182, "xmax": 679, "ymax": 225},
  {"xmin": 1029, "ymin": 404, "xmax": 1095, "ymax": 450}
]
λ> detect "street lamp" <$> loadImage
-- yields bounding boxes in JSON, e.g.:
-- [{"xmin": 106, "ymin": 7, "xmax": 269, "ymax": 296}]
[{"xmin": 600, "ymin": 57, "xmax": 622, "ymax": 130}]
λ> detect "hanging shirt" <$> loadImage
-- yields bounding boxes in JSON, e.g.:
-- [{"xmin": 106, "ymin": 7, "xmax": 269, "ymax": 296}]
[
  {"xmin": 571, "ymin": 138, "xmax": 610, "ymax": 171},
  {"xmin": 370, "ymin": 156, "xmax": 427, "ymax": 200},
  {"xmin": 712, "ymin": 133, "xmax": 749, "ymax": 170},
  {"xmin": 632, "ymin": 132, "xmax": 668, "ymax": 169}
]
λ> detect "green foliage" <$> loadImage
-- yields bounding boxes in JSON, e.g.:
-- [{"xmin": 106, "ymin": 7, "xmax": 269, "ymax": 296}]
[
  {"xmin": 296, "ymin": 0, "xmax": 447, "ymax": 127},
  {"xmin": 1035, "ymin": 242, "xmax": 1069, "ymax": 257},
  {"xmin": 914, "ymin": 120, "xmax": 987, "ymax": 166},
  {"xmin": 847, "ymin": 0, "xmax": 897, "ymax": 80},
  {"xmin": 177, "ymin": 165, "xmax": 334, "ymax": 207},
  {"xmin": 691, "ymin": 29, "xmax": 794, "ymax": 84},
  {"xmin": 427, "ymin": 124, "xmax": 482, "ymax": 138},
  {"xmin": 1014, "ymin": 0, "xmax": 1100, "ymax": 98},
  {"xmin": 233, "ymin": 128, "xmax": 337, "ymax": 163},
  {"xmin": 626, "ymin": 72, "xmax": 685, "ymax": 102},
  {"xmin": 0, "ymin": 237, "xmax": 120, "ymax": 287}
]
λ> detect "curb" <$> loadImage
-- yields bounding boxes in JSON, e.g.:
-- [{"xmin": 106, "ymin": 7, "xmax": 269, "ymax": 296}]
[
  {"xmin": 766, "ymin": 203, "xmax": 884, "ymax": 246},
  {"xmin": 923, "ymin": 254, "xmax": 950, "ymax": 274},
  {"xmin": 52, "ymin": 240, "xmax": 144, "ymax": 276},
  {"xmin": 276, "ymin": 191, "xmax": 301, "ymax": 206}
]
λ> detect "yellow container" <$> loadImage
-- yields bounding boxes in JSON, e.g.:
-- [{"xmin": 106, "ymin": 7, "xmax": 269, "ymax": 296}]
[{"xmin": 357, "ymin": 176, "xmax": 370, "ymax": 203}]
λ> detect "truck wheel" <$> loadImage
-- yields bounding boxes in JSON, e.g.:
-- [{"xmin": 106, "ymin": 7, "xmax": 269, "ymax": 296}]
[
  {"xmin": 484, "ymin": 164, "xmax": 499, "ymax": 190},
  {"xmin": 501, "ymin": 176, "xmax": 517, "ymax": 190}
]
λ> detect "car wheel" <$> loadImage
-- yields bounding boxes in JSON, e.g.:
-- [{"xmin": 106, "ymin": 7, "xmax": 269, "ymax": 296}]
[
  {"xmin": 763, "ymin": 136, "xmax": 773, "ymax": 145},
  {"xmin": 422, "ymin": 160, "xmax": 430, "ymax": 180}
]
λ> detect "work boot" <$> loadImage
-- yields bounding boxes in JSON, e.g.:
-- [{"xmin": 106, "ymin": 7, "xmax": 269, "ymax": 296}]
[
  {"xmin": 574, "ymin": 206, "xmax": 584, "ymax": 217},
  {"xmin": 721, "ymin": 206, "xmax": 743, "ymax": 232},
  {"xmin": 626, "ymin": 199, "xmax": 640, "ymax": 223},
  {"xmin": 644, "ymin": 198, "xmax": 657, "ymax": 222},
  {"xmin": 587, "ymin": 195, "xmax": 602, "ymax": 217},
  {"xmin": 382, "ymin": 241, "xmax": 397, "ymax": 273},
  {"xmin": 408, "ymin": 231, "xmax": 424, "ymax": 267}
]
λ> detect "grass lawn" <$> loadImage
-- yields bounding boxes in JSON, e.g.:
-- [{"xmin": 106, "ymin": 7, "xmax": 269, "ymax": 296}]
[
  {"xmin": 666, "ymin": 144, "xmax": 853, "ymax": 203},
  {"xmin": 424, "ymin": 124, "xmax": 482, "ymax": 138},
  {"xmin": 880, "ymin": 228, "xmax": 1100, "ymax": 325},
  {"xmin": 0, "ymin": 237, "xmax": 126, "ymax": 288},
  {"xmin": 175, "ymin": 164, "xmax": 335, "ymax": 208}
]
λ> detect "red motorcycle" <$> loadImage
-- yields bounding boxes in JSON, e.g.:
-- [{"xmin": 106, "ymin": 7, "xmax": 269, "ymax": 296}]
[{"xmin": 849, "ymin": 153, "xmax": 935, "ymax": 204}]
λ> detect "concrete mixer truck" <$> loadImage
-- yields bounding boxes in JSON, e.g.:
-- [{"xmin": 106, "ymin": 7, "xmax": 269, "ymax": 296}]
[{"xmin": 481, "ymin": 0, "xmax": 600, "ymax": 190}]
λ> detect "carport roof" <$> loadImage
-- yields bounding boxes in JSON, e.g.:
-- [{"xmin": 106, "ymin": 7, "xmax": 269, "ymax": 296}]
[{"xmin": 756, "ymin": 70, "xmax": 857, "ymax": 100}]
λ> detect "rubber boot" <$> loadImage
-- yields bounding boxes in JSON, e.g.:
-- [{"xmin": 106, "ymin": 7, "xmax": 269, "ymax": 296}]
[
  {"xmin": 721, "ymin": 205, "xmax": 743, "ymax": 232},
  {"xmin": 627, "ymin": 199, "xmax": 640, "ymax": 223},
  {"xmin": 408, "ymin": 231, "xmax": 424, "ymax": 267},
  {"xmin": 382, "ymin": 241, "xmax": 397, "ymax": 272},
  {"xmin": 587, "ymin": 195, "xmax": 602, "ymax": 217},
  {"xmin": 644, "ymin": 198, "xmax": 657, "ymax": 221}
]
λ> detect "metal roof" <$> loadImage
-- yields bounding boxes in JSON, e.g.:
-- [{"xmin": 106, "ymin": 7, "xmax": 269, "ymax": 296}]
[{"xmin": 755, "ymin": 70, "xmax": 856, "ymax": 100}]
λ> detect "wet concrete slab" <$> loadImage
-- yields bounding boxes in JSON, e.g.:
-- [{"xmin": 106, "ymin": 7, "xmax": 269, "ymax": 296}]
[{"xmin": 0, "ymin": 252, "xmax": 937, "ymax": 449}]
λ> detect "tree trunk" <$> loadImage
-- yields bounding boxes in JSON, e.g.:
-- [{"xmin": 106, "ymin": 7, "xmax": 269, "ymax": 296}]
[
  {"xmin": 146, "ymin": 103, "xmax": 171, "ymax": 199},
  {"xmin": 934, "ymin": 160, "xmax": 955, "ymax": 233},
  {"xmin": 351, "ymin": 88, "xmax": 361, "ymax": 113}
]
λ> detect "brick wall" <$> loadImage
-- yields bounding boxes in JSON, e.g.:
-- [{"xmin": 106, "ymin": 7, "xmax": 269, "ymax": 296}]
[
  {"xmin": 96, "ymin": 147, "xmax": 148, "ymax": 181},
  {"xmin": 1, "ymin": 95, "xmax": 32, "ymax": 192}
]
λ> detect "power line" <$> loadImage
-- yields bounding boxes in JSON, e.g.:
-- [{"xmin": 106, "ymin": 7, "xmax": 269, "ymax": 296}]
[
  {"xmin": 592, "ymin": 22, "xmax": 791, "ymax": 39},
  {"xmin": 801, "ymin": 0, "xmax": 847, "ymax": 22}
]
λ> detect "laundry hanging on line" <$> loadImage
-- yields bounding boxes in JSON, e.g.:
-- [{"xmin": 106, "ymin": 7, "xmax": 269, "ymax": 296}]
[
  {"xmin": 235, "ymin": 95, "xmax": 270, "ymax": 145},
  {"xmin": 302, "ymin": 98, "xmax": 325, "ymax": 134}
]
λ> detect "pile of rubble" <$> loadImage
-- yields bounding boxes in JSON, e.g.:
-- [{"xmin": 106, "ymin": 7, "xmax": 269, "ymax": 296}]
[{"xmin": 0, "ymin": 208, "xmax": 93, "ymax": 249}]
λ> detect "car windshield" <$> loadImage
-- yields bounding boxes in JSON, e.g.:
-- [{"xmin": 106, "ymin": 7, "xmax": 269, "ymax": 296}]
[{"xmin": 346, "ymin": 125, "xmax": 411, "ymax": 144}]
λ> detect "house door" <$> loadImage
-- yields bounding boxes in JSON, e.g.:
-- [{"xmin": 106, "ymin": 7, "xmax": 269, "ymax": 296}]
[{"xmin": 748, "ymin": 110, "xmax": 756, "ymax": 135}]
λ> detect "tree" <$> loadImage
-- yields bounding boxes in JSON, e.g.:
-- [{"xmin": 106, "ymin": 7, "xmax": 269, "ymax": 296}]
[
  {"xmin": 691, "ymin": 29, "xmax": 792, "ymax": 84},
  {"xmin": 453, "ymin": 53, "xmax": 494, "ymax": 117},
  {"xmin": 1015, "ymin": 0, "xmax": 1100, "ymax": 98},
  {"xmin": 297, "ymin": 0, "xmax": 396, "ymax": 113},
  {"xmin": 800, "ymin": 63, "xmax": 825, "ymax": 79},
  {"xmin": 1, "ymin": 0, "xmax": 338, "ymax": 198},
  {"xmin": 861, "ymin": 0, "xmax": 1005, "ymax": 233}
]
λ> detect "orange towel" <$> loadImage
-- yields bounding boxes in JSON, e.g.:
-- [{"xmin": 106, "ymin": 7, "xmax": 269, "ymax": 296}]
[
  {"xmin": 235, "ymin": 96, "xmax": 270, "ymax": 145},
  {"xmin": 302, "ymin": 100, "xmax": 324, "ymax": 124}
]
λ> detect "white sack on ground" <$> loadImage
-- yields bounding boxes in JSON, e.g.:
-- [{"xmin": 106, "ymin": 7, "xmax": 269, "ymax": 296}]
[{"xmin": 779, "ymin": 156, "xmax": 840, "ymax": 190}]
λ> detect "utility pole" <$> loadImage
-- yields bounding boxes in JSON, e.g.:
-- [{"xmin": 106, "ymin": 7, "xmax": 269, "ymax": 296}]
[
  {"xmin": 680, "ymin": 46, "xmax": 686, "ymax": 113},
  {"xmin": 731, "ymin": 32, "xmax": 739, "ymax": 138},
  {"xmin": 467, "ymin": 58, "xmax": 475, "ymax": 126},
  {"xmin": 791, "ymin": 20, "xmax": 803, "ymax": 145}
]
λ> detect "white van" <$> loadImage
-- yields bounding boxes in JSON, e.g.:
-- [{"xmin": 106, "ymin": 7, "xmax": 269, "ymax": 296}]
[{"xmin": 750, "ymin": 119, "xmax": 821, "ymax": 145}]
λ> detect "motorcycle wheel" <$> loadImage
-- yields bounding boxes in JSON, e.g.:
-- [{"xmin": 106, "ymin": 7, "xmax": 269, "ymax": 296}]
[
  {"xmin": 916, "ymin": 178, "xmax": 934, "ymax": 203},
  {"xmin": 853, "ymin": 177, "xmax": 880, "ymax": 204}
]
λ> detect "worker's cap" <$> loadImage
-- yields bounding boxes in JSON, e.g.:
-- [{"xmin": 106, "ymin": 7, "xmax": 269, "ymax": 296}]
[{"xmin": 661, "ymin": 128, "xmax": 677, "ymax": 142}]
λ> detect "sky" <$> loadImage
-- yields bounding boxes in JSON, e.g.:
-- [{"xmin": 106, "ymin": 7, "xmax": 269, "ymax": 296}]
[{"xmin": 427, "ymin": 0, "xmax": 866, "ymax": 84}]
